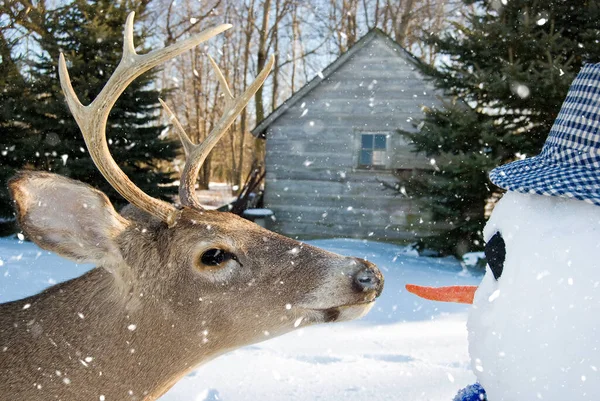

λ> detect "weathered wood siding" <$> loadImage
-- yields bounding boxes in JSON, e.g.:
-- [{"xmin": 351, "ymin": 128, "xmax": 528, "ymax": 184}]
[{"xmin": 263, "ymin": 32, "xmax": 441, "ymax": 241}]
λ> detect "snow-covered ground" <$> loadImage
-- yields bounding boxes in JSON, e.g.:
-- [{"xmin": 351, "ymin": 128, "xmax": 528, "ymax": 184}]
[{"xmin": 0, "ymin": 237, "xmax": 482, "ymax": 401}]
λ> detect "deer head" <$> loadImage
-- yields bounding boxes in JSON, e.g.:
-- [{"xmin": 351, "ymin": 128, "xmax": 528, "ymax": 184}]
[{"xmin": 2, "ymin": 13, "xmax": 383, "ymax": 400}]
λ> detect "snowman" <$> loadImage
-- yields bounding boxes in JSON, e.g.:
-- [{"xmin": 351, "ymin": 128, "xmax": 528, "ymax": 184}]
[{"xmin": 407, "ymin": 64, "xmax": 600, "ymax": 400}]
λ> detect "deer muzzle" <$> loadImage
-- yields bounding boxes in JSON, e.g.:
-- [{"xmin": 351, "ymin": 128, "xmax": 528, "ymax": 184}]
[{"xmin": 353, "ymin": 261, "xmax": 384, "ymax": 296}]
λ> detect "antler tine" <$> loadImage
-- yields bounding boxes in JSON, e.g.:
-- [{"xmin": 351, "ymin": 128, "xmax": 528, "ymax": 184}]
[
  {"xmin": 162, "ymin": 57, "xmax": 235, "ymax": 160},
  {"xmin": 208, "ymin": 55, "xmax": 234, "ymax": 107},
  {"xmin": 58, "ymin": 11, "xmax": 231, "ymax": 225},
  {"xmin": 178, "ymin": 54, "xmax": 275, "ymax": 208},
  {"xmin": 159, "ymin": 98, "xmax": 195, "ymax": 158}
]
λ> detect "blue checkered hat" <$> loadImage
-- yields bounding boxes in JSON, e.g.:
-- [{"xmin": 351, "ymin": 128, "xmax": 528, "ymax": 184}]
[{"xmin": 490, "ymin": 63, "xmax": 600, "ymax": 206}]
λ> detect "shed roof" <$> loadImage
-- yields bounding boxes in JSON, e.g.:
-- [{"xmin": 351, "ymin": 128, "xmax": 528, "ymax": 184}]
[{"xmin": 251, "ymin": 28, "xmax": 424, "ymax": 138}]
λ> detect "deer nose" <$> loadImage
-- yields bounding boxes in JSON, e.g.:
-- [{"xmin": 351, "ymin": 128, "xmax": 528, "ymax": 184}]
[{"xmin": 353, "ymin": 261, "xmax": 384, "ymax": 296}]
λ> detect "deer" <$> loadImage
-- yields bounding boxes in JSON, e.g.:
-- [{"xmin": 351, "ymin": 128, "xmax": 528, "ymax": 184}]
[{"xmin": 0, "ymin": 13, "xmax": 384, "ymax": 401}]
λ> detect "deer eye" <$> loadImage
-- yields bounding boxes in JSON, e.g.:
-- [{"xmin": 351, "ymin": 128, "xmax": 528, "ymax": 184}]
[
  {"xmin": 485, "ymin": 232, "xmax": 506, "ymax": 280},
  {"xmin": 199, "ymin": 249, "xmax": 241, "ymax": 267}
]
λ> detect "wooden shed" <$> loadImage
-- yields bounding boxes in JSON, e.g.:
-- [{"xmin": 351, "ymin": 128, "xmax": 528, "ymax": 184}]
[{"xmin": 251, "ymin": 29, "xmax": 443, "ymax": 242}]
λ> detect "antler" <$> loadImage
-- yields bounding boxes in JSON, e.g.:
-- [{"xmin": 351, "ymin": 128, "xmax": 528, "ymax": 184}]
[
  {"xmin": 160, "ymin": 54, "xmax": 275, "ymax": 208},
  {"xmin": 58, "ymin": 12, "xmax": 231, "ymax": 225}
]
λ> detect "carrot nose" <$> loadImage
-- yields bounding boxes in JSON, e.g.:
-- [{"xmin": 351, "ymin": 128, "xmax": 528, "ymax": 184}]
[{"xmin": 405, "ymin": 284, "xmax": 477, "ymax": 304}]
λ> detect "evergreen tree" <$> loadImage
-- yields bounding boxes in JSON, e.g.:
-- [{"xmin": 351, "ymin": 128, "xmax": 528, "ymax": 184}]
[
  {"xmin": 0, "ymin": 32, "xmax": 38, "ymax": 222},
  {"xmin": 25, "ymin": 0, "xmax": 176, "ymax": 209},
  {"xmin": 400, "ymin": 0, "xmax": 600, "ymax": 255}
]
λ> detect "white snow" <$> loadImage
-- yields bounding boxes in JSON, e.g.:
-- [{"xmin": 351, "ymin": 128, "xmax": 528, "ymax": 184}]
[
  {"xmin": 0, "ymin": 237, "xmax": 482, "ymax": 400},
  {"xmin": 462, "ymin": 252, "xmax": 485, "ymax": 268},
  {"xmin": 242, "ymin": 208, "xmax": 274, "ymax": 217}
]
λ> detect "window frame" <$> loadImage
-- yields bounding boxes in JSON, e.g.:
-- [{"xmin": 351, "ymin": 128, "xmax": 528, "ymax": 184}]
[{"xmin": 356, "ymin": 132, "xmax": 389, "ymax": 170}]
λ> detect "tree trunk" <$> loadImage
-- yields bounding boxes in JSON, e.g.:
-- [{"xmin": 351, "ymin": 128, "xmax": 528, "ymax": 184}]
[
  {"xmin": 397, "ymin": 0, "xmax": 416, "ymax": 44},
  {"xmin": 237, "ymin": 0, "xmax": 256, "ymax": 192},
  {"xmin": 271, "ymin": 1, "xmax": 280, "ymax": 112},
  {"xmin": 253, "ymin": 0, "xmax": 272, "ymax": 164}
]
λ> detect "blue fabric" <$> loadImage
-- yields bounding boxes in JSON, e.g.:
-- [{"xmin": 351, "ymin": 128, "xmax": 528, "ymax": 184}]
[
  {"xmin": 453, "ymin": 383, "xmax": 487, "ymax": 401},
  {"xmin": 490, "ymin": 63, "xmax": 600, "ymax": 206}
]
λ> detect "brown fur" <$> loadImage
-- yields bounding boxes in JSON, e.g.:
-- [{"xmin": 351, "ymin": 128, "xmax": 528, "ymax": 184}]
[{"xmin": 0, "ymin": 171, "xmax": 383, "ymax": 401}]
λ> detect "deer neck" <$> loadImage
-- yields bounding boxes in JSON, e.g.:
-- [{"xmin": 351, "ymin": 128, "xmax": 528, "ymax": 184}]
[{"xmin": 1, "ymin": 267, "xmax": 226, "ymax": 400}]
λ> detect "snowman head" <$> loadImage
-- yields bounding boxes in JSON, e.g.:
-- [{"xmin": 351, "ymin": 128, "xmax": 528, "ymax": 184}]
[
  {"xmin": 407, "ymin": 64, "xmax": 600, "ymax": 399},
  {"xmin": 470, "ymin": 192, "xmax": 600, "ymax": 399}
]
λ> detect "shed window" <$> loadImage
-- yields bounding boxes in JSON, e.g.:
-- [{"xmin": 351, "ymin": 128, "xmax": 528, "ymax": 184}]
[{"xmin": 359, "ymin": 134, "xmax": 387, "ymax": 167}]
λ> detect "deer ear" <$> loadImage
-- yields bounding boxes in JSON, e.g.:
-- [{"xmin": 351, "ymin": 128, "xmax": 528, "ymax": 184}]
[{"xmin": 9, "ymin": 171, "xmax": 128, "ymax": 265}]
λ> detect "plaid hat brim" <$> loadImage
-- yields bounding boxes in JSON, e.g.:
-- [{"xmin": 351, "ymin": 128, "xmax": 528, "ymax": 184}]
[{"xmin": 489, "ymin": 155, "xmax": 600, "ymax": 206}]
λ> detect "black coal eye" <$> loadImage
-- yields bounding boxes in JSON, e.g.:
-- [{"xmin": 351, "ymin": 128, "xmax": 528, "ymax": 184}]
[
  {"xmin": 485, "ymin": 232, "xmax": 506, "ymax": 280},
  {"xmin": 200, "ymin": 249, "xmax": 239, "ymax": 267}
]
